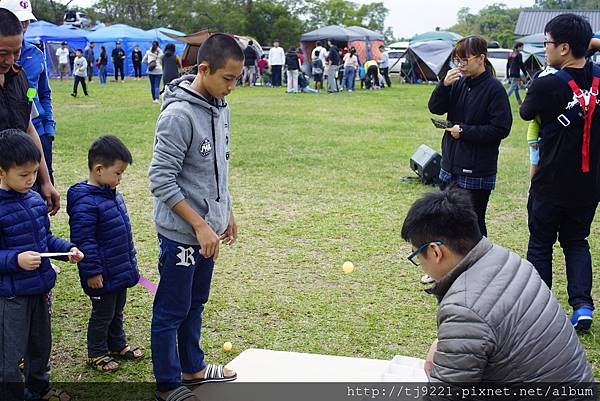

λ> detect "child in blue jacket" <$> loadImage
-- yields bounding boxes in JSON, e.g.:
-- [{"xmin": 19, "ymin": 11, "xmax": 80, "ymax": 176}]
[
  {"xmin": 67, "ymin": 135, "xmax": 142, "ymax": 373},
  {"xmin": 0, "ymin": 129, "xmax": 83, "ymax": 401}
]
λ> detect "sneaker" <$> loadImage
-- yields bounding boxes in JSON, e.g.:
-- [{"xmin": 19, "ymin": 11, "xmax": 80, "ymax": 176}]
[
  {"xmin": 70, "ymin": 93, "xmax": 76, "ymax": 97},
  {"xmin": 571, "ymin": 306, "xmax": 593, "ymax": 331},
  {"xmin": 420, "ymin": 274, "xmax": 435, "ymax": 284}
]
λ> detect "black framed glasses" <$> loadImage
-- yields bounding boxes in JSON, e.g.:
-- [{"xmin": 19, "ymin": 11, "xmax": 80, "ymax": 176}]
[
  {"xmin": 543, "ymin": 40, "xmax": 558, "ymax": 47},
  {"xmin": 451, "ymin": 55, "xmax": 478, "ymax": 67},
  {"xmin": 407, "ymin": 240, "xmax": 444, "ymax": 266}
]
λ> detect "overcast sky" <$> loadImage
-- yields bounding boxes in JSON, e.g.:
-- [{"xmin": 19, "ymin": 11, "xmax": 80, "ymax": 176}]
[{"xmin": 70, "ymin": 0, "xmax": 536, "ymax": 38}]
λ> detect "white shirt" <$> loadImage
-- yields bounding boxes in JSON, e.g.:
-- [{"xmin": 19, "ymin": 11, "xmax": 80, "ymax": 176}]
[
  {"xmin": 379, "ymin": 51, "xmax": 389, "ymax": 69},
  {"xmin": 73, "ymin": 56, "xmax": 87, "ymax": 77},
  {"xmin": 268, "ymin": 46, "xmax": 285, "ymax": 66},
  {"xmin": 56, "ymin": 48, "xmax": 69, "ymax": 64},
  {"xmin": 311, "ymin": 46, "xmax": 324, "ymax": 60}
]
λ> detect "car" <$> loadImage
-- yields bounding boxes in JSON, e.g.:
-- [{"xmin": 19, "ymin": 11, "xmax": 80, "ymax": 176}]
[
  {"xmin": 487, "ymin": 48, "xmax": 513, "ymax": 81},
  {"xmin": 387, "ymin": 49, "xmax": 407, "ymax": 74},
  {"xmin": 63, "ymin": 11, "xmax": 90, "ymax": 28}
]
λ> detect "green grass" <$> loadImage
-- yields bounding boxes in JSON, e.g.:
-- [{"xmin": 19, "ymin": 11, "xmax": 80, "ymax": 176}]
[{"xmin": 45, "ymin": 78, "xmax": 599, "ymax": 382}]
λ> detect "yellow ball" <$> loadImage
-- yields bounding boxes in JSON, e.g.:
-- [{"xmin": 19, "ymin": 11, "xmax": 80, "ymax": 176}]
[
  {"xmin": 223, "ymin": 341, "xmax": 233, "ymax": 352},
  {"xmin": 342, "ymin": 261, "xmax": 354, "ymax": 274}
]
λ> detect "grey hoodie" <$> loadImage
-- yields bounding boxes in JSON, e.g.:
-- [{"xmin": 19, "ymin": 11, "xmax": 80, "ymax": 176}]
[{"xmin": 149, "ymin": 75, "xmax": 232, "ymax": 245}]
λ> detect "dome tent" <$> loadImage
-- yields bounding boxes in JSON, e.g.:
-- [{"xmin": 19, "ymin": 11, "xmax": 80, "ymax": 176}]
[
  {"xmin": 86, "ymin": 24, "xmax": 155, "ymax": 77},
  {"xmin": 25, "ymin": 20, "xmax": 87, "ymax": 77}
]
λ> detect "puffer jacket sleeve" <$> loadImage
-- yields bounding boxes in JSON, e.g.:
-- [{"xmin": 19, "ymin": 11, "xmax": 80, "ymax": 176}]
[
  {"xmin": 69, "ymin": 198, "xmax": 103, "ymax": 279},
  {"xmin": 0, "ymin": 249, "xmax": 19, "ymax": 273},
  {"xmin": 430, "ymin": 304, "xmax": 496, "ymax": 383}
]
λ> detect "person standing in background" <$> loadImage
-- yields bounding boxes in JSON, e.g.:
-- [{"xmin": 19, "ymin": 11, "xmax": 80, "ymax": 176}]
[
  {"xmin": 143, "ymin": 41, "xmax": 163, "ymax": 103},
  {"xmin": 327, "ymin": 40, "xmax": 340, "ymax": 93},
  {"xmin": 378, "ymin": 44, "xmax": 391, "ymax": 88},
  {"xmin": 56, "ymin": 42, "xmax": 69, "ymax": 80},
  {"xmin": 161, "ymin": 43, "xmax": 181, "ymax": 90},
  {"xmin": 268, "ymin": 40, "xmax": 285, "ymax": 87},
  {"xmin": 98, "ymin": 46, "xmax": 108, "ymax": 84},
  {"xmin": 111, "ymin": 41, "xmax": 126, "ymax": 82},
  {"xmin": 71, "ymin": 49, "xmax": 88, "ymax": 97},
  {"xmin": 242, "ymin": 40, "xmax": 258, "ymax": 86},
  {"xmin": 132, "ymin": 44, "xmax": 143, "ymax": 80},
  {"xmin": 84, "ymin": 41, "xmax": 95, "ymax": 82}
]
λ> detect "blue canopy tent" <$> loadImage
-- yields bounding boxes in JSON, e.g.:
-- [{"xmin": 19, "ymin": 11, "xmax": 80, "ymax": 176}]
[
  {"xmin": 25, "ymin": 21, "xmax": 88, "ymax": 77},
  {"xmin": 146, "ymin": 27, "xmax": 186, "ymax": 55},
  {"xmin": 86, "ymin": 24, "xmax": 155, "ymax": 77}
]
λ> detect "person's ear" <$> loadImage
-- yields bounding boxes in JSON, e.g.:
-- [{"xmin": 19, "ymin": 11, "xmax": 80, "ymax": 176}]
[
  {"xmin": 198, "ymin": 62, "xmax": 210, "ymax": 76},
  {"xmin": 92, "ymin": 164, "xmax": 104, "ymax": 176},
  {"xmin": 430, "ymin": 243, "xmax": 444, "ymax": 264},
  {"xmin": 560, "ymin": 43, "xmax": 570, "ymax": 56},
  {"xmin": 0, "ymin": 168, "xmax": 6, "ymax": 180}
]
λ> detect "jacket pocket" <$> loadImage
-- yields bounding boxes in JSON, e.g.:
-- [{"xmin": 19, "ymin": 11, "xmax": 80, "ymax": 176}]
[{"xmin": 203, "ymin": 198, "xmax": 229, "ymax": 236}]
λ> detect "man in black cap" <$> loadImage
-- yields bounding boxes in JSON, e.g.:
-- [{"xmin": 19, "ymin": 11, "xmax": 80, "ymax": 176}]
[{"xmin": 111, "ymin": 41, "xmax": 126, "ymax": 81}]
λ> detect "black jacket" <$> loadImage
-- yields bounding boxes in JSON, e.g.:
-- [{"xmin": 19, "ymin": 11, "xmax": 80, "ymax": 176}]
[
  {"xmin": 285, "ymin": 51, "xmax": 299, "ymax": 70},
  {"xmin": 0, "ymin": 65, "xmax": 31, "ymax": 132},
  {"xmin": 243, "ymin": 46, "xmax": 257, "ymax": 67},
  {"xmin": 520, "ymin": 62, "xmax": 600, "ymax": 206},
  {"xmin": 507, "ymin": 51, "xmax": 527, "ymax": 78},
  {"xmin": 428, "ymin": 69, "xmax": 512, "ymax": 177}
]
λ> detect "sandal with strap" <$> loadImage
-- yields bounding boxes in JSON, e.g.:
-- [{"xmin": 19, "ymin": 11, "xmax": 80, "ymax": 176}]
[
  {"xmin": 88, "ymin": 355, "xmax": 119, "ymax": 372},
  {"xmin": 181, "ymin": 364, "xmax": 237, "ymax": 386},
  {"xmin": 155, "ymin": 386, "xmax": 197, "ymax": 401},
  {"xmin": 111, "ymin": 345, "xmax": 144, "ymax": 360}
]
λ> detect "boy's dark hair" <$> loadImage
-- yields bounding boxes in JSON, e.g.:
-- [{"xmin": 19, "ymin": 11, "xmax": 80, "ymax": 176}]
[
  {"xmin": 88, "ymin": 135, "xmax": 133, "ymax": 170},
  {"xmin": 401, "ymin": 187, "xmax": 482, "ymax": 256},
  {"xmin": 315, "ymin": 50, "xmax": 320, "ymax": 57},
  {"xmin": 316, "ymin": 40, "xmax": 322, "ymax": 46},
  {"xmin": 197, "ymin": 33, "xmax": 244, "ymax": 72},
  {"xmin": 514, "ymin": 41, "xmax": 524, "ymax": 49},
  {"xmin": 76, "ymin": 48, "xmax": 83, "ymax": 53},
  {"xmin": 0, "ymin": 9, "xmax": 23, "ymax": 38},
  {"xmin": 0, "ymin": 129, "xmax": 41, "ymax": 170},
  {"xmin": 545, "ymin": 13, "xmax": 592, "ymax": 59},
  {"xmin": 165, "ymin": 43, "xmax": 175, "ymax": 52}
]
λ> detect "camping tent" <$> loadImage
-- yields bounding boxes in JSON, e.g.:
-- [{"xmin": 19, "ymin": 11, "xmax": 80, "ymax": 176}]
[
  {"xmin": 300, "ymin": 25, "xmax": 384, "ymax": 67},
  {"xmin": 25, "ymin": 20, "xmax": 88, "ymax": 77},
  {"xmin": 410, "ymin": 31, "xmax": 462, "ymax": 45},
  {"xmin": 86, "ymin": 24, "xmax": 155, "ymax": 76},
  {"xmin": 402, "ymin": 40, "xmax": 454, "ymax": 82},
  {"xmin": 146, "ymin": 27, "xmax": 186, "ymax": 55}
]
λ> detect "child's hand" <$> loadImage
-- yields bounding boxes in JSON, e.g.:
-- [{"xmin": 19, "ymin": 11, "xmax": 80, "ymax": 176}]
[
  {"xmin": 87, "ymin": 274, "xmax": 103, "ymax": 289},
  {"xmin": 68, "ymin": 247, "xmax": 84, "ymax": 263},
  {"xmin": 18, "ymin": 251, "xmax": 42, "ymax": 271}
]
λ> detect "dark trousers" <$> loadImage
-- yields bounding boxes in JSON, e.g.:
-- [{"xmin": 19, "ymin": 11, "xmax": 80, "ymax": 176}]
[
  {"xmin": 151, "ymin": 234, "xmax": 214, "ymax": 392},
  {"xmin": 73, "ymin": 76, "xmax": 88, "ymax": 96},
  {"xmin": 87, "ymin": 289, "xmax": 128, "ymax": 357},
  {"xmin": 133, "ymin": 62, "xmax": 142, "ymax": 78},
  {"xmin": 271, "ymin": 65, "xmax": 282, "ymax": 87},
  {"xmin": 40, "ymin": 135, "xmax": 54, "ymax": 185},
  {"xmin": 114, "ymin": 63, "xmax": 125, "ymax": 81},
  {"xmin": 0, "ymin": 294, "xmax": 52, "ymax": 401},
  {"xmin": 366, "ymin": 66, "xmax": 379, "ymax": 88},
  {"xmin": 381, "ymin": 67, "xmax": 391, "ymax": 87},
  {"xmin": 439, "ymin": 182, "xmax": 491, "ymax": 237},
  {"xmin": 527, "ymin": 195, "xmax": 597, "ymax": 310},
  {"xmin": 87, "ymin": 64, "xmax": 94, "ymax": 81}
]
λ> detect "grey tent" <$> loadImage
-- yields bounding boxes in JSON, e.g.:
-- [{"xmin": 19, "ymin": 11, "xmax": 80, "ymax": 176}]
[
  {"xmin": 300, "ymin": 25, "xmax": 364, "ymax": 42},
  {"xmin": 347, "ymin": 26, "xmax": 384, "ymax": 41},
  {"xmin": 403, "ymin": 40, "xmax": 454, "ymax": 82}
]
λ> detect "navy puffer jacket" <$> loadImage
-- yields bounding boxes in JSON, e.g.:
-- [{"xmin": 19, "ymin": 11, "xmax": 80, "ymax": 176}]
[
  {"xmin": 0, "ymin": 189, "xmax": 72, "ymax": 297},
  {"xmin": 67, "ymin": 182, "xmax": 139, "ymax": 297}
]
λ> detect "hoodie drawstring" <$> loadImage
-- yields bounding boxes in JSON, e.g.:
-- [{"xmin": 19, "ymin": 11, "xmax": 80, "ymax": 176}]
[{"xmin": 211, "ymin": 112, "xmax": 221, "ymax": 202}]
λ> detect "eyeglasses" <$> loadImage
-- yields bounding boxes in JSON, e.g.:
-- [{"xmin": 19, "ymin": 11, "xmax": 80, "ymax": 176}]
[
  {"xmin": 543, "ymin": 40, "xmax": 558, "ymax": 47},
  {"xmin": 407, "ymin": 240, "xmax": 444, "ymax": 266},
  {"xmin": 451, "ymin": 56, "xmax": 478, "ymax": 67}
]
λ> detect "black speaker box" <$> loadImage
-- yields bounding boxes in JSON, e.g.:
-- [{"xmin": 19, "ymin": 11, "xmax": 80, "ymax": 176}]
[{"xmin": 410, "ymin": 144, "xmax": 441, "ymax": 185}]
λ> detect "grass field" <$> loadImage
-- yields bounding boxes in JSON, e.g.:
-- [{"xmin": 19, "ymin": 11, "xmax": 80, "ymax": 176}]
[{"xmin": 44, "ymin": 77, "xmax": 599, "ymax": 383}]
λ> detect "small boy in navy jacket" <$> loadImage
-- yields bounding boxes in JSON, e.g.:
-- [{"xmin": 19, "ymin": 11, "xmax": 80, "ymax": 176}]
[
  {"xmin": 0, "ymin": 129, "xmax": 83, "ymax": 401},
  {"xmin": 67, "ymin": 135, "xmax": 142, "ymax": 373}
]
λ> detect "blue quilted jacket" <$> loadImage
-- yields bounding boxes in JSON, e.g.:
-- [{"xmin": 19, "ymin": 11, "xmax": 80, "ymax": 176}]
[
  {"xmin": 0, "ymin": 189, "xmax": 72, "ymax": 297},
  {"xmin": 67, "ymin": 182, "xmax": 139, "ymax": 297}
]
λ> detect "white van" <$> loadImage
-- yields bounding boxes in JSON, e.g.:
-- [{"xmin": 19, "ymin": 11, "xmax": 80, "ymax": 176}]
[
  {"xmin": 63, "ymin": 11, "xmax": 90, "ymax": 28},
  {"xmin": 487, "ymin": 48, "xmax": 512, "ymax": 81}
]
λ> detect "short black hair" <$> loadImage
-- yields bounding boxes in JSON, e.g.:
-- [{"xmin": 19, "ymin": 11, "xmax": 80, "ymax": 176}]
[
  {"xmin": 545, "ymin": 13, "xmax": 593, "ymax": 59},
  {"xmin": 401, "ymin": 186, "xmax": 482, "ymax": 256},
  {"xmin": 316, "ymin": 41, "xmax": 322, "ymax": 46},
  {"xmin": 197, "ymin": 33, "xmax": 244, "ymax": 72},
  {"xmin": 165, "ymin": 43, "xmax": 175, "ymax": 52},
  {"xmin": 0, "ymin": 9, "xmax": 23, "ymax": 38},
  {"xmin": 0, "ymin": 129, "xmax": 41, "ymax": 170},
  {"xmin": 76, "ymin": 48, "xmax": 83, "ymax": 53},
  {"xmin": 88, "ymin": 135, "xmax": 133, "ymax": 170},
  {"xmin": 514, "ymin": 41, "xmax": 524, "ymax": 49},
  {"xmin": 315, "ymin": 50, "xmax": 320, "ymax": 57}
]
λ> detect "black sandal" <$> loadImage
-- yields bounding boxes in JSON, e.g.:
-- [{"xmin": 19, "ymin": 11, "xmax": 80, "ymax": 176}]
[
  {"xmin": 155, "ymin": 386, "xmax": 197, "ymax": 401},
  {"xmin": 88, "ymin": 355, "xmax": 119, "ymax": 372},
  {"xmin": 111, "ymin": 345, "xmax": 144, "ymax": 360}
]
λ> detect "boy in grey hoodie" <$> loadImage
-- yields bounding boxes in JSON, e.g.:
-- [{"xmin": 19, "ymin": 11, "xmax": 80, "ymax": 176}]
[{"xmin": 148, "ymin": 34, "xmax": 244, "ymax": 401}]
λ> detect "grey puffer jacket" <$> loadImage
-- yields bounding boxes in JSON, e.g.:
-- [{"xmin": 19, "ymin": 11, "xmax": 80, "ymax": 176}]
[{"xmin": 428, "ymin": 237, "xmax": 593, "ymax": 384}]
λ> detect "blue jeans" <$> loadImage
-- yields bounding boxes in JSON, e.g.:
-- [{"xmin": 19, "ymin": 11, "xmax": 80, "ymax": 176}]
[
  {"xmin": 527, "ymin": 195, "xmax": 598, "ymax": 310},
  {"xmin": 151, "ymin": 234, "xmax": 214, "ymax": 392},
  {"xmin": 99, "ymin": 65, "xmax": 107, "ymax": 84},
  {"xmin": 149, "ymin": 74, "xmax": 162, "ymax": 100},
  {"xmin": 506, "ymin": 77, "xmax": 522, "ymax": 104},
  {"xmin": 343, "ymin": 66, "xmax": 356, "ymax": 91}
]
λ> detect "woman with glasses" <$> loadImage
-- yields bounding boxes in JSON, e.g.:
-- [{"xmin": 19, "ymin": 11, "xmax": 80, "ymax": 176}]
[{"xmin": 428, "ymin": 35, "xmax": 512, "ymax": 240}]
